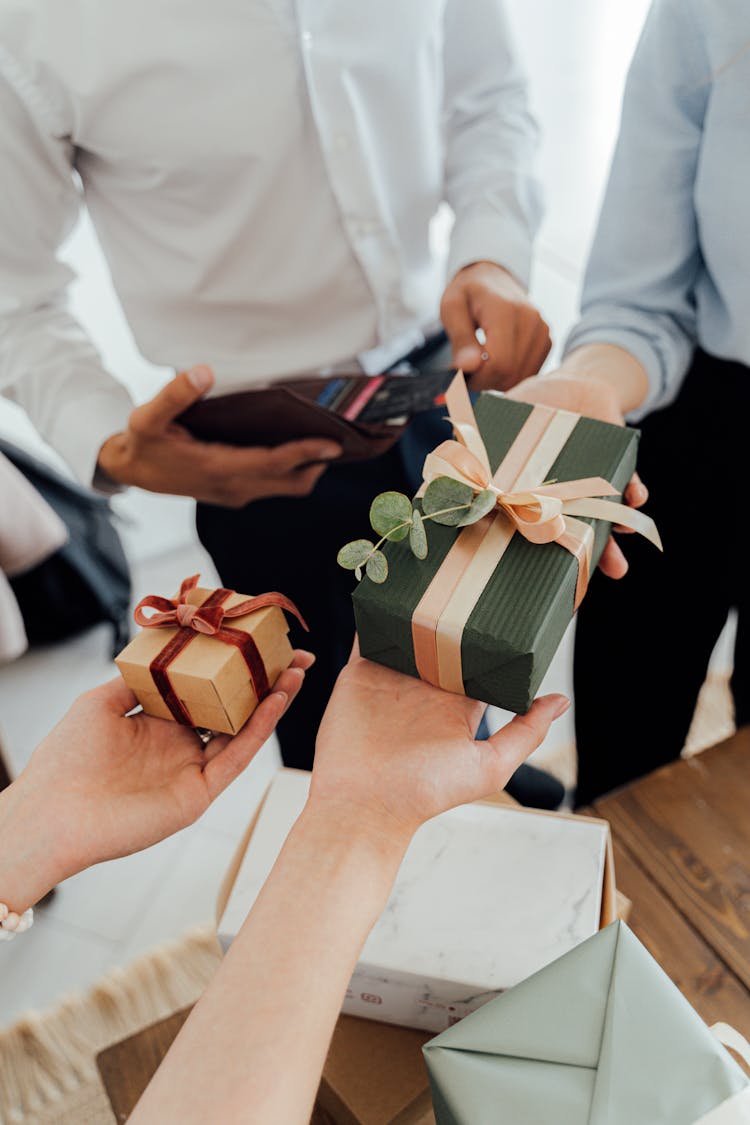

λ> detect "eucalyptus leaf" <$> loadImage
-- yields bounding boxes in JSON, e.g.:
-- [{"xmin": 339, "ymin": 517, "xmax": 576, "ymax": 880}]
[
  {"xmin": 370, "ymin": 491, "xmax": 412, "ymax": 541},
  {"xmin": 365, "ymin": 550, "xmax": 389, "ymax": 583},
  {"xmin": 409, "ymin": 509, "xmax": 428, "ymax": 559},
  {"xmin": 458, "ymin": 488, "xmax": 497, "ymax": 526},
  {"xmin": 337, "ymin": 539, "xmax": 375, "ymax": 571},
  {"xmin": 355, "ymin": 566, "xmax": 363, "ymax": 581},
  {"xmin": 423, "ymin": 476, "xmax": 474, "ymax": 526}
]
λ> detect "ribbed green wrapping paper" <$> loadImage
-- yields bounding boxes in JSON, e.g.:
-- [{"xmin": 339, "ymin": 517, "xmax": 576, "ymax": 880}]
[{"xmin": 352, "ymin": 393, "xmax": 639, "ymax": 713}]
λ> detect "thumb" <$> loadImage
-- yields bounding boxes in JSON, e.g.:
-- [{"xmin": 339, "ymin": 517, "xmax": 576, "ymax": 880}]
[
  {"xmin": 130, "ymin": 365, "xmax": 214, "ymax": 436},
  {"xmin": 484, "ymin": 693, "xmax": 570, "ymax": 779},
  {"xmin": 268, "ymin": 437, "xmax": 342, "ymax": 475},
  {"xmin": 204, "ymin": 690, "xmax": 289, "ymax": 800},
  {"xmin": 441, "ymin": 289, "xmax": 483, "ymax": 373},
  {"xmin": 86, "ymin": 676, "xmax": 139, "ymax": 715}
]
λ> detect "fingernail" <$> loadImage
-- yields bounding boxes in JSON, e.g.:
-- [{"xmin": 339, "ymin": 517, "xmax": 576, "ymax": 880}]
[
  {"xmin": 188, "ymin": 365, "xmax": 213, "ymax": 392},
  {"xmin": 274, "ymin": 691, "xmax": 289, "ymax": 704},
  {"xmin": 316, "ymin": 443, "xmax": 342, "ymax": 460},
  {"xmin": 546, "ymin": 694, "xmax": 571, "ymax": 719},
  {"xmin": 455, "ymin": 346, "xmax": 481, "ymax": 369}
]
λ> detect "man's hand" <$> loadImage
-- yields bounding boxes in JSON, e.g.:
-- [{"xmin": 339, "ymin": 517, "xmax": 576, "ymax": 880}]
[
  {"xmin": 97, "ymin": 365, "xmax": 342, "ymax": 507},
  {"xmin": 440, "ymin": 262, "xmax": 551, "ymax": 391},
  {"xmin": 508, "ymin": 371, "xmax": 649, "ymax": 579}
]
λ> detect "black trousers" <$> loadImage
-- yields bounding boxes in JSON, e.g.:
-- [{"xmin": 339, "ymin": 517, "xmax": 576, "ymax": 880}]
[
  {"xmin": 574, "ymin": 349, "xmax": 750, "ymax": 805},
  {"xmin": 196, "ymin": 414, "xmax": 445, "ymax": 768}
]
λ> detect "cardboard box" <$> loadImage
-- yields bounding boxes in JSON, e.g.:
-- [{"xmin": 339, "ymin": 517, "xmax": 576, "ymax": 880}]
[
  {"xmin": 116, "ymin": 584, "xmax": 294, "ymax": 734},
  {"xmin": 218, "ymin": 770, "xmax": 617, "ymax": 1035},
  {"xmin": 317, "ymin": 1017, "xmax": 434, "ymax": 1125},
  {"xmin": 353, "ymin": 392, "xmax": 639, "ymax": 714}
]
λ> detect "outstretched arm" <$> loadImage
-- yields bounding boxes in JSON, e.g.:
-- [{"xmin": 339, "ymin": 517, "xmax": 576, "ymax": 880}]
[
  {"xmin": 131, "ymin": 650, "xmax": 568, "ymax": 1124},
  {"xmin": 0, "ymin": 654, "xmax": 312, "ymax": 916},
  {"xmin": 440, "ymin": 0, "xmax": 550, "ymax": 387}
]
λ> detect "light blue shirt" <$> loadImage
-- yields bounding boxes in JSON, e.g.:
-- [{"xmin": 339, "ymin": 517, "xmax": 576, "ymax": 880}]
[{"xmin": 565, "ymin": 0, "xmax": 750, "ymax": 417}]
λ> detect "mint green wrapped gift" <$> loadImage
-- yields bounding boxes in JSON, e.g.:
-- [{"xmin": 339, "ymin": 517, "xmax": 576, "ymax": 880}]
[{"xmin": 423, "ymin": 922, "xmax": 750, "ymax": 1124}]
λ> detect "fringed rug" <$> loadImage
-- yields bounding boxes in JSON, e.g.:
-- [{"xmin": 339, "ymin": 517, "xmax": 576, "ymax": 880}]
[{"xmin": 0, "ymin": 927, "xmax": 221, "ymax": 1124}]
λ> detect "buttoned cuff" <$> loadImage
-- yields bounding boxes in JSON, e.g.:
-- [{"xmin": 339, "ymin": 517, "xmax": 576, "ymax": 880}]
[
  {"xmin": 447, "ymin": 209, "xmax": 534, "ymax": 291},
  {"xmin": 45, "ymin": 383, "xmax": 134, "ymax": 492}
]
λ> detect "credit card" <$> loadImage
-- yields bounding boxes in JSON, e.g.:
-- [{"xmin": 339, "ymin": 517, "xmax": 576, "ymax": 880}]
[
  {"xmin": 356, "ymin": 369, "xmax": 455, "ymax": 424},
  {"xmin": 315, "ymin": 377, "xmax": 347, "ymax": 409},
  {"xmin": 342, "ymin": 376, "xmax": 385, "ymax": 421}
]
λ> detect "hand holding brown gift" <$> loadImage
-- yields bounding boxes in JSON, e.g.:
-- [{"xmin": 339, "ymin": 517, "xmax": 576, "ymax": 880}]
[
  {"xmin": 0, "ymin": 652, "xmax": 312, "ymax": 913},
  {"xmin": 117, "ymin": 575, "xmax": 308, "ymax": 735}
]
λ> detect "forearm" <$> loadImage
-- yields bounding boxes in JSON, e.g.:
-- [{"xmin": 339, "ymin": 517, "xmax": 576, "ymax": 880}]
[
  {"xmin": 0, "ymin": 312, "xmax": 133, "ymax": 488},
  {"xmin": 443, "ymin": 0, "xmax": 542, "ymax": 287},
  {"xmin": 0, "ymin": 67, "xmax": 133, "ymax": 487},
  {"xmin": 131, "ymin": 801, "xmax": 408, "ymax": 1125},
  {"xmin": 0, "ymin": 779, "xmax": 70, "ymax": 912},
  {"xmin": 556, "ymin": 343, "xmax": 650, "ymax": 415},
  {"xmin": 559, "ymin": 1, "xmax": 707, "ymax": 420}
]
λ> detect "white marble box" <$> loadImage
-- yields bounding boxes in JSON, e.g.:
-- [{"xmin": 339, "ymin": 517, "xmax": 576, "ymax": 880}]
[{"xmin": 217, "ymin": 769, "xmax": 616, "ymax": 1034}]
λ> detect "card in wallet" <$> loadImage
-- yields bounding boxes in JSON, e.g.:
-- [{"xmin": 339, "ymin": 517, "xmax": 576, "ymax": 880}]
[{"xmin": 178, "ymin": 370, "xmax": 455, "ymax": 464}]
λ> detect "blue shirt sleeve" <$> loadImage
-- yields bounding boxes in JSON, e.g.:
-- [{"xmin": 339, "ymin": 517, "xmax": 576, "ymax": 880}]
[{"xmin": 564, "ymin": 0, "xmax": 711, "ymax": 418}]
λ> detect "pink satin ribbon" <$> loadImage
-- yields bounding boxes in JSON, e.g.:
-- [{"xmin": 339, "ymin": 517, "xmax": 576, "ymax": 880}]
[
  {"xmin": 411, "ymin": 374, "xmax": 661, "ymax": 695},
  {"xmin": 134, "ymin": 575, "xmax": 308, "ymax": 635}
]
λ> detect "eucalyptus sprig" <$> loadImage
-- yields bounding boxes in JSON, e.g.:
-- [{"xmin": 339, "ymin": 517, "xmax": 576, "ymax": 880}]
[{"xmin": 337, "ymin": 478, "xmax": 497, "ymax": 584}]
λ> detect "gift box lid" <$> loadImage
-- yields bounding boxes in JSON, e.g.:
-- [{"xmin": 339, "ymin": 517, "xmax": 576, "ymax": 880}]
[
  {"xmin": 423, "ymin": 921, "xmax": 750, "ymax": 1125},
  {"xmin": 218, "ymin": 770, "xmax": 613, "ymax": 993}
]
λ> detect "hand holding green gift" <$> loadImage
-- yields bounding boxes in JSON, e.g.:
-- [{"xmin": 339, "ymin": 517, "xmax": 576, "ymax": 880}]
[
  {"xmin": 339, "ymin": 372, "xmax": 660, "ymax": 589},
  {"xmin": 340, "ymin": 373, "xmax": 662, "ymax": 713}
]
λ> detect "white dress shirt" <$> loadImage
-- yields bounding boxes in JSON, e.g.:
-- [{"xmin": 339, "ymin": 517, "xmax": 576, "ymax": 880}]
[{"xmin": 0, "ymin": 0, "xmax": 541, "ymax": 486}]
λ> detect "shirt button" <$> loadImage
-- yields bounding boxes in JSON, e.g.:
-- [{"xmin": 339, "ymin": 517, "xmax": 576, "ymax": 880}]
[{"xmin": 301, "ymin": 30, "xmax": 313, "ymax": 47}]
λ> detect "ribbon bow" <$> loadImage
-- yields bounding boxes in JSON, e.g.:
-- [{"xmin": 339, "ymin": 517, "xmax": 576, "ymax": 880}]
[
  {"xmin": 134, "ymin": 575, "xmax": 308, "ymax": 635},
  {"xmin": 421, "ymin": 387, "xmax": 663, "ymax": 553}
]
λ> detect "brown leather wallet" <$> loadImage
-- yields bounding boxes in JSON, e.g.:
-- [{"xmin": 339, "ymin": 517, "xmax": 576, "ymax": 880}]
[{"xmin": 178, "ymin": 376, "xmax": 407, "ymax": 464}]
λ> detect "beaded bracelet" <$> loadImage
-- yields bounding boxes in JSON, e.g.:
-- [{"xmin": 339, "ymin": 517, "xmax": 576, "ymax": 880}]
[{"xmin": 0, "ymin": 902, "xmax": 34, "ymax": 942}]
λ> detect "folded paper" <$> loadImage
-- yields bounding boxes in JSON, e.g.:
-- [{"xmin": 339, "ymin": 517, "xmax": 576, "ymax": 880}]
[{"xmin": 423, "ymin": 921, "xmax": 749, "ymax": 1124}]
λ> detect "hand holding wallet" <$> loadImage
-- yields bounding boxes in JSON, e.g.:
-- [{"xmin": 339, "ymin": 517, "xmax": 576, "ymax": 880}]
[{"xmin": 178, "ymin": 370, "xmax": 455, "ymax": 464}]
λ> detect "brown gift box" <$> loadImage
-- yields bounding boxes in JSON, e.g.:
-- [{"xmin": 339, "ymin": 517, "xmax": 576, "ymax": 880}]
[{"xmin": 115, "ymin": 583, "xmax": 295, "ymax": 735}]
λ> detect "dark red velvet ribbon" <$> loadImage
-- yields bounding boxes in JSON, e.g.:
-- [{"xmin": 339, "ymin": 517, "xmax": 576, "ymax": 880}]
[{"xmin": 133, "ymin": 575, "xmax": 307, "ymax": 727}]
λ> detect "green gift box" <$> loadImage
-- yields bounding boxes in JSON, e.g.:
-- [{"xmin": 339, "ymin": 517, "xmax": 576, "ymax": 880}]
[
  {"xmin": 352, "ymin": 387, "xmax": 645, "ymax": 714},
  {"xmin": 422, "ymin": 921, "xmax": 750, "ymax": 1124}
]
